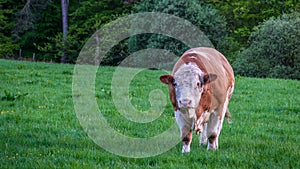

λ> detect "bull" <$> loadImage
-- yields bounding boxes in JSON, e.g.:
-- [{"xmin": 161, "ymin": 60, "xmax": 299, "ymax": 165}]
[{"xmin": 160, "ymin": 47, "xmax": 234, "ymax": 152}]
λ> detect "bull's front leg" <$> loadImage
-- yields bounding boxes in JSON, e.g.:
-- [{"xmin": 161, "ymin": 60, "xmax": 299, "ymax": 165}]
[
  {"xmin": 207, "ymin": 105, "xmax": 228, "ymax": 150},
  {"xmin": 182, "ymin": 129, "xmax": 192, "ymax": 153},
  {"xmin": 206, "ymin": 111, "xmax": 219, "ymax": 150},
  {"xmin": 175, "ymin": 110, "xmax": 193, "ymax": 153},
  {"xmin": 194, "ymin": 111, "xmax": 209, "ymax": 146},
  {"xmin": 195, "ymin": 111, "xmax": 210, "ymax": 133},
  {"xmin": 207, "ymin": 92, "xmax": 231, "ymax": 150}
]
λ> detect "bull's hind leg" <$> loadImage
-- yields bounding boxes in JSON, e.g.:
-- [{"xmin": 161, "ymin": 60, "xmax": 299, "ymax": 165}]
[
  {"xmin": 225, "ymin": 108, "xmax": 232, "ymax": 124},
  {"xmin": 199, "ymin": 123, "xmax": 207, "ymax": 146}
]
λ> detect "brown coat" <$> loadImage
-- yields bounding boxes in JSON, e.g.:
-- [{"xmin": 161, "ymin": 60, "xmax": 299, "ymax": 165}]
[{"xmin": 161, "ymin": 47, "xmax": 234, "ymax": 122}]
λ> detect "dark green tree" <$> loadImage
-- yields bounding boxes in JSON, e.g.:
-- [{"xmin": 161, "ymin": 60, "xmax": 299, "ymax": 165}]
[
  {"xmin": 204, "ymin": 0, "xmax": 300, "ymax": 45},
  {"xmin": 69, "ymin": 0, "xmax": 133, "ymax": 64},
  {"xmin": 233, "ymin": 13, "xmax": 300, "ymax": 79},
  {"xmin": 12, "ymin": 0, "xmax": 56, "ymax": 60},
  {"xmin": 203, "ymin": 0, "xmax": 300, "ymax": 63},
  {"xmin": 33, "ymin": 2, "xmax": 62, "ymax": 62},
  {"xmin": 128, "ymin": 0, "xmax": 228, "ymax": 57},
  {"xmin": 35, "ymin": 0, "xmax": 133, "ymax": 63},
  {"xmin": 0, "ymin": 0, "xmax": 20, "ymax": 57}
]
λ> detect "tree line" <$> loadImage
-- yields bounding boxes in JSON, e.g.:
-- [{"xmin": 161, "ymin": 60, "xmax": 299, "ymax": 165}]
[{"xmin": 0, "ymin": 0, "xmax": 299, "ymax": 79}]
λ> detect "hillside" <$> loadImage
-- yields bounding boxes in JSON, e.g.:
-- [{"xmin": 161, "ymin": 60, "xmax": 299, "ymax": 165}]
[{"xmin": 0, "ymin": 59, "xmax": 299, "ymax": 168}]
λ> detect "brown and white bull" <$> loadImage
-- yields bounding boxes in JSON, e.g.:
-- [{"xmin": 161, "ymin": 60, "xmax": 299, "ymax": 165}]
[{"xmin": 160, "ymin": 47, "xmax": 234, "ymax": 153}]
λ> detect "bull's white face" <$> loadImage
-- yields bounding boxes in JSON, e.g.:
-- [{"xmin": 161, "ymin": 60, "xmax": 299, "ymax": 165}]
[{"xmin": 174, "ymin": 63, "xmax": 204, "ymax": 117}]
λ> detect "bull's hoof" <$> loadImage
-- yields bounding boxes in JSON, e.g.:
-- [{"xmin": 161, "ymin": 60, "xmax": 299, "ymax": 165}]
[
  {"xmin": 182, "ymin": 145, "xmax": 190, "ymax": 153},
  {"xmin": 207, "ymin": 142, "xmax": 218, "ymax": 151},
  {"xmin": 207, "ymin": 147, "xmax": 218, "ymax": 151}
]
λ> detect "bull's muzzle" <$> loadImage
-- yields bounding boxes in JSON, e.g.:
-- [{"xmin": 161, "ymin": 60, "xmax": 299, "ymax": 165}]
[{"xmin": 179, "ymin": 99, "xmax": 192, "ymax": 107}]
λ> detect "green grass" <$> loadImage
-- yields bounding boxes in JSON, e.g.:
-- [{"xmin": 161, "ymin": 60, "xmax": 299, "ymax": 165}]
[{"xmin": 1, "ymin": 59, "xmax": 299, "ymax": 168}]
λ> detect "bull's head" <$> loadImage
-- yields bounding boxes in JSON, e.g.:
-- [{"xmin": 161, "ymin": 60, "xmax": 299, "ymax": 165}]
[{"xmin": 160, "ymin": 63, "xmax": 216, "ymax": 118}]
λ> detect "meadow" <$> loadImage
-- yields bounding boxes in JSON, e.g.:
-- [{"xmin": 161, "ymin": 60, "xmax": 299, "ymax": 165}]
[{"xmin": 0, "ymin": 59, "xmax": 299, "ymax": 168}]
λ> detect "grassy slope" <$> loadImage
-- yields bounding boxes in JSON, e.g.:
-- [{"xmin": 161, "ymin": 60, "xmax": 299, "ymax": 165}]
[{"xmin": 0, "ymin": 59, "xmax": 299, "ymax": 168}]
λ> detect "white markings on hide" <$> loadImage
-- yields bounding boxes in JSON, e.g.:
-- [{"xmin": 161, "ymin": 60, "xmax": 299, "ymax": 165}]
[
  {"xmin": 174, "ymin": 63, "xmax": 204, "ymax": 111},
  {"xmin": 174, "ymin": 62, "xmax": 204, "ymax": 81}
]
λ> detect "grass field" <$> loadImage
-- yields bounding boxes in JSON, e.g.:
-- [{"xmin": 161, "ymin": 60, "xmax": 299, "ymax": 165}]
[{"xmin": 1, "ymin": 59, "xmax": 299, "ymax": 168}]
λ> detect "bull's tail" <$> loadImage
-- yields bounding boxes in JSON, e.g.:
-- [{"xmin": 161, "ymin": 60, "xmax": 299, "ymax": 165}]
[{"xmin": 225, "ymin": 109, "xmax": 232, "ymax": 124}]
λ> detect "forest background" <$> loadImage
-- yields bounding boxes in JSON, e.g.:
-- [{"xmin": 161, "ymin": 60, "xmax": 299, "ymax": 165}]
[{"xmin": 0, "ymin": 0, "xmax": 299, "ymax": 79}]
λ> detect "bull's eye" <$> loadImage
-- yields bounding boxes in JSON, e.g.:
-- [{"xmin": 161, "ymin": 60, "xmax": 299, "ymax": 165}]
[
  {"xmin": 173, "ymin": 82, "xmax": 177, "ymax": 87},
  {"xmin": 196, "ymin": 82, "xmax": 201, "ymax": 87}
]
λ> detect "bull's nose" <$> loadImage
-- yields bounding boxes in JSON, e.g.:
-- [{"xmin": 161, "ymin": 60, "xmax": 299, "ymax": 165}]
[{"xmin": 179, "ymin": 99, "xmax": 192, "ymax": 106}]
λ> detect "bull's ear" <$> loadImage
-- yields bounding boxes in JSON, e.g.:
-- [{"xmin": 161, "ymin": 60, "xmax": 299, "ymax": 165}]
[
  {"xmin": 203, "ymin": 73, "xmax": 217, "ymax": 84},
  {"xmin": 160, "ymin": 74, "xmax": 174, "ymax": 85}
]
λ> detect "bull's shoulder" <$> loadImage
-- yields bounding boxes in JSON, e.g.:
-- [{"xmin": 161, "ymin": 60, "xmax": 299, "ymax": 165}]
[{"xmin": 187, "ymin": 47, "xmax": 234, "ymax": 82}]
